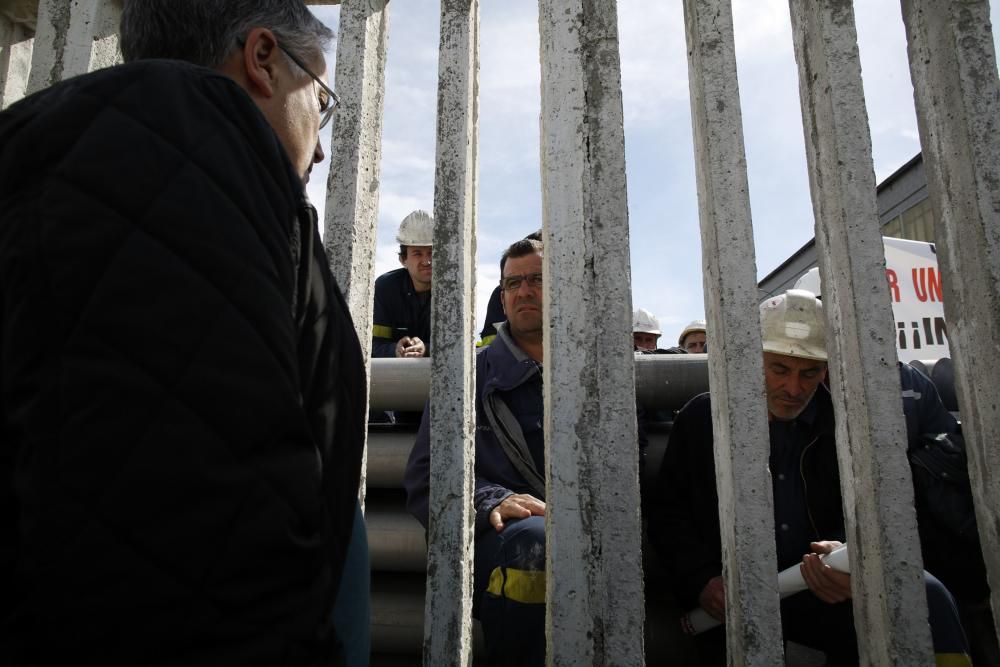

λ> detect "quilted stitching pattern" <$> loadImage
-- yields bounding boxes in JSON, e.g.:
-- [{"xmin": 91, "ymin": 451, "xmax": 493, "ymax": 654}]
[{"xmin": 0, "ymin": 61, "xmax": 363, "ymax": 665}]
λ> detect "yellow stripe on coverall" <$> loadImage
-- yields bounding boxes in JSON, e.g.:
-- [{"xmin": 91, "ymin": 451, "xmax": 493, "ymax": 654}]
[{"xmin": 486, "ymin": 567, "xmax": 546, "ymax": 604}]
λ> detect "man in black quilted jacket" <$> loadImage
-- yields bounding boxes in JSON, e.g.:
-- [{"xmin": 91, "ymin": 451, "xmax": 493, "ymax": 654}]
[{"xmin": 0, "ymin": 1, "xmax": 366, "ymax": 664}]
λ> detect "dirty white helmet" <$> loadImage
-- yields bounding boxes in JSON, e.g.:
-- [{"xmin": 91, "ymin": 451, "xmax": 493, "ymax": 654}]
[
  {"xmin": 760, "ymin": 289, "xmax": 827, "ymax": 361},
  {"xmin": 396, "ymin": 210, "xmax": 434, "ymax": 246},
  {"xmin": 677, "ymin": 319, "xmax": 706, "ymax": 346},
  {"xmin": 633, "ymin": 308, "xmax": 661, "ymax": 335},
  {"xmin": 794, "ymin": 267, "xmax": 822, "ymax": 297}
]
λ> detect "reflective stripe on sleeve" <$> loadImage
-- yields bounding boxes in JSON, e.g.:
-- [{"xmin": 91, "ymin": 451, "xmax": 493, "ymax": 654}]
[{"xmin": 373, "ymin": 324, "xmax": 393, "ymax": 339}]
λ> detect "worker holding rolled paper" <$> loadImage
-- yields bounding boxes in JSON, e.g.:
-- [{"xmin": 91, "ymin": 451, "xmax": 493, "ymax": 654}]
[{"xmin": 648, "ymin": 289, "xmax": 970, "ymax": 665}]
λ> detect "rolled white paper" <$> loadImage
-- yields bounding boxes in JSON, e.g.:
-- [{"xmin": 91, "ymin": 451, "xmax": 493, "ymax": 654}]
[{"xmin": 680, "ymin": 544, "xmax": 851, "ymax": 635}]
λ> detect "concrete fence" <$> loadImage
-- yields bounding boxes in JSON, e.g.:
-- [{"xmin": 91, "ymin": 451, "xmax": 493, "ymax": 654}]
[{"xmin": 3, "ymin": 0, "xmax": 998, "ymax": 664}]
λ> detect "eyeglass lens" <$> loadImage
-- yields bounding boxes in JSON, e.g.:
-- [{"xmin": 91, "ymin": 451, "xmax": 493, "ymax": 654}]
[{"xmin": 501, "ymin": 273, "xmax": 543, "ymax": 291}]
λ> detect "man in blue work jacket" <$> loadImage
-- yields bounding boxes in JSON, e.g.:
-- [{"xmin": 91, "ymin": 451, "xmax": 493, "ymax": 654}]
[
  {"xmin": 405, "ymin": 238, "xmax": 547, "ymax": 666},
  {"xmin": 372, "ymin": 210, "xmax": 434, "ymax": 359}
]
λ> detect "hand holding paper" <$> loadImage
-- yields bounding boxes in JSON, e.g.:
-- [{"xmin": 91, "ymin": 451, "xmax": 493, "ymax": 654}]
[{"xmin": 680, "ymin": 543, "xmax": 851, "ymax": 635}]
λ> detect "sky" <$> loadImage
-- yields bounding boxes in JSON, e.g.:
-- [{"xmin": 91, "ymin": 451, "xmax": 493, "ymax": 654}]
[{"xmin": 306, "ymin": 0, "xmax": 998, "ymax": 345}]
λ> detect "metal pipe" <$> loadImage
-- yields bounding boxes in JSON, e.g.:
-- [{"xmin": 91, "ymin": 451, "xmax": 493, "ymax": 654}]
[
  {"xmin": 633, "ymin": 354, "xmax": 709, "ymax": 413},
  {"xmin": 369, "ymin": 358, "xmax": 430, "ymax": 412},
  {"xmin": 370, "ymin": 355, "xmax": 711, "ymax": 412},
  {"xmin": 365, "ymin": 431, "xmax": 671, "ymax": 575},
  {"xmin": 370, "ymin": 577, "xmax": 425, "ymax": 655},
  {"xmin": 366, "ymin": 430, "xmax": 417, "ymax": 489},
  {"xmin": 366, "ymin": 503, "xmax": 427, "ymax": 572}
]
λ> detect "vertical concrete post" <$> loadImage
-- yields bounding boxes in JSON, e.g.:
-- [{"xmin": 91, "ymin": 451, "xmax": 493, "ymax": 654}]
[
  {"xmin": 323, "ymin": 0, "xmax": 390, "ymax": 505},
  {"xmin": 902, "ymin": 0, "xmax": 1000, "ymax": 642},
  {"xmin": 26, "ymin": 0, "xmax": 120, "ymax": 94},
  {"xmin": 788, "ymin": 2, "xmax": 935, "ymax": 664},
  {"xmin": 83, "ymin": 0, "xmax": 119, "ymax": 73},
  {"xmin": 681, "ymin": 1, "xmax": 783, "ymax": 663},
  {"xmin": 537, "ymin": 1, "xmax": 644, "ymax": 663},
  {"xmin": 422, "ymin": 0, "xmax": 479, "ymax": 664},
  {"xmin": 1, "ymin": 15, "xmax": 33, "ymax": 110}
]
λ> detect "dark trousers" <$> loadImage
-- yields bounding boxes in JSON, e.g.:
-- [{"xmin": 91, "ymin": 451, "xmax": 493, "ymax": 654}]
[
  {"xmin": 695, "ymin": 572, "xmax": 968, "ymax": 665},
  {"xmin": 473, "ymin": 516, "xmax": 546, "ymax": 667},
  {"xmin": 332, "ymin": 501, "xmax": 370, "ymax": 667}
]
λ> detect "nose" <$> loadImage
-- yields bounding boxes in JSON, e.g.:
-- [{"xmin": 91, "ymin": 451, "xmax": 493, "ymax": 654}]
[
  {"xmin": 785, "ymin": 374, "xmax": 806, "ymax": 398},
  {"xmin": 513, "ymin": 281, "xmax": 537, "ymax": 297},
  {"xmin": 313, "ymin": 138, "xmax": 325, "ymax": 165}
]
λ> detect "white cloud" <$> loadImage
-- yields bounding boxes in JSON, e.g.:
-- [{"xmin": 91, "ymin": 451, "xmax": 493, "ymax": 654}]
[
  {"xmin": 617, "ymin": 2, "xmax": 688, "ymax": 126},
  {"xmin": 310, "ymin": 0, "xmax": 998, "ymax": 340}
]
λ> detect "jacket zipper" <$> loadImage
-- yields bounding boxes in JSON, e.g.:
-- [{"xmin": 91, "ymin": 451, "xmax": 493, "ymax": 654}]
[{"xmin": 799, "ymin": 435, "xmax": 821, "ymax": 539}]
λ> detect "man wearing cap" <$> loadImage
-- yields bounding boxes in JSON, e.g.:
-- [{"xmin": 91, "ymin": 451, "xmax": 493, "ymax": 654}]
[
  {"xmin": 372, "ymin": 210, "xmax": 434, "ymax": 358},
  {"xmin": 633, "ymin": 308, "xmax": 662, "ymax": 351},
  {"xmin": 648, "ymin": 290, "xmax": 969, "ymax": 665},
  {"xmin": 678, "ymin": 319, "xmax": 707, "ymax": 353}
]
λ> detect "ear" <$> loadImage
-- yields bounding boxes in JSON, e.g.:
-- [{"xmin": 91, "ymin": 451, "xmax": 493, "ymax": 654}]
[{"xmin": 241, "ymin": 28, "xmax": 281, "ymax": 98}]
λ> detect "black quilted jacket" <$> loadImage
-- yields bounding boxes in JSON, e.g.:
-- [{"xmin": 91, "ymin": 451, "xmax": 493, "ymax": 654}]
[{"xmin": 0, "ymin": 61, "xmax": 366, "ymax": 665}]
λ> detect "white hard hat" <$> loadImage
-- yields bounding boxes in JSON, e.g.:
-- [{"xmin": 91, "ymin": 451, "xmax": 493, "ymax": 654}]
[
  {"xmin": 396, "ymin": 210, "xmax": 434, "ymax": 246},
  {"xmin": 677, "ymin": 319, "xmax": 706, "ymax": 346},
  {"xmin": 760, "ymin": 289, "xmax": 827, "ymax": 361},
  {"xmin": 633, "ymin": 308, "xmax": 661, "ymax": 335},
  {"xmin": 794, "ymin": 267, "xmax": 822, "ymax": 297}
]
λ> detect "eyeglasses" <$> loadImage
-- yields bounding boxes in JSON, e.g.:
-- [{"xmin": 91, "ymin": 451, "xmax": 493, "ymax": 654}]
[
  {"xmin": 278, "ymin": 44, "xmax": 339, "ymax": 130},
  {"xmin": 500, "ymin": 273, "xmax": 543, "ymax": 292}
]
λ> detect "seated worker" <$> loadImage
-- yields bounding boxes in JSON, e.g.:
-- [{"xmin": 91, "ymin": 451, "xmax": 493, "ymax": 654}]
[
  {"xmin": 478, "ymin": 230, "xmax": 542, "ymax": 347},
  {"xmin": 648, "ymin": 290, "xmax": 970, "ymax": 665},
  {"xmin": 407, "ymin": 238, "xmax": 547, "ymax": 665},
  {"xmin": 633, "ymin": 308, "xmax": 662, "ymax": 351},
  {"xmin": 794, "ymin": 271, "xmax": 997, "ymax": 664},
  {"xmin": 406, "ymin": 237, "xmax": 648, "ymax": 664},
  {"xmin": 677, "ymin": 319, "xmax": 707, "ymax": 353},
  {"xmin": 372, "ymin": 210, "xmax": 434, "ymax": 358}
]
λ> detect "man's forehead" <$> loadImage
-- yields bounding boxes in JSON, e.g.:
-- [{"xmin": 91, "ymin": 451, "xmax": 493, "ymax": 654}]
[
  {"xmin": 503, "ymin": 252, "xmax": 543, "ymax": 273},
  {"xmin": 764, "ymin": 352, "xmax": 825, "ymax": 370}
]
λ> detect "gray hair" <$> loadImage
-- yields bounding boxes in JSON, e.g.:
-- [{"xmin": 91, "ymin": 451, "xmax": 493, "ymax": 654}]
[{"xmin": 120, "ymin": 0, "xmax": 334, "ymax": 69}]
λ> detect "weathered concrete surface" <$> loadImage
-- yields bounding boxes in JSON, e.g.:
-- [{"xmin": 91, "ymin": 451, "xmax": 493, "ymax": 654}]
[
  {"xmin": 788, "ymin": 2, "xmax": 934, "ymax": 664},
  {"xmin": 1, "ymin": 13, "xmax": 32, "ymax": 110},
  {"xmin": 902, "ymin": 0, "xmax": 1000, "ymax": 643},
  {"xmin": 324, "ymin": 0, "xmax": 388, "ymax": 338},
  {"xmin": 682, "ymin": 1, "xmax": 783, "ymax": 663},
  {"xmin": 537, "ymin": 1, "xmax": 644, "ymax": 664},
  {"xmin": 422, "ymin": 0, "xmax": 479, "ymax": 664},
  {"xmin": 26, "ymin": 0, "xmax": 120, "ymax": 94},
  {"xmin": 323, "ymin": 0, "xmax": 390, "ymax": 504}
]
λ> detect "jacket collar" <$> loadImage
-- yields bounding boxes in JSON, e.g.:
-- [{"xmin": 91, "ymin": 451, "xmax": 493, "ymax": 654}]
[{"xmin": 482, "ymin": 322, "xmax": 541, "ymax": 393}]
